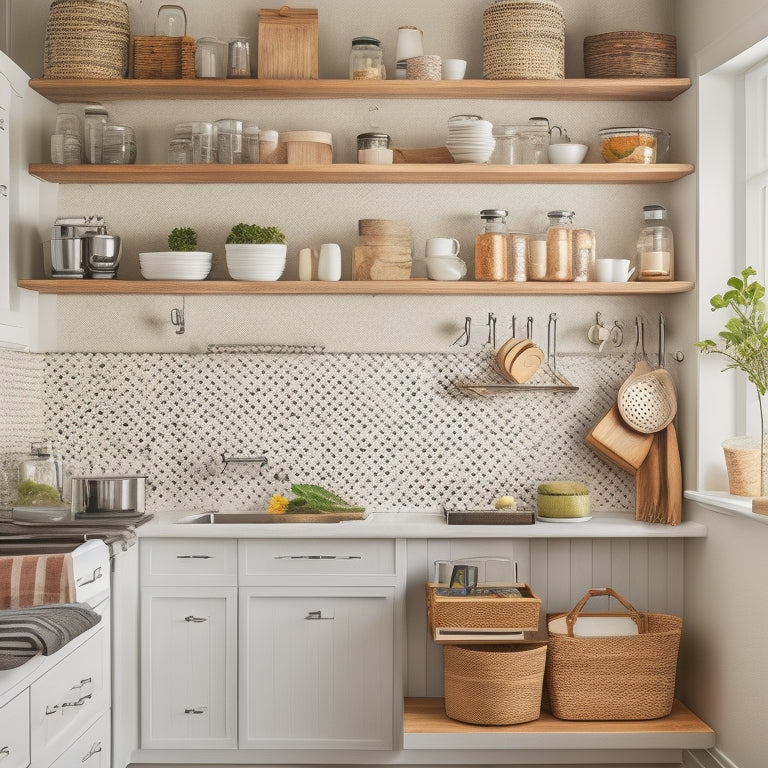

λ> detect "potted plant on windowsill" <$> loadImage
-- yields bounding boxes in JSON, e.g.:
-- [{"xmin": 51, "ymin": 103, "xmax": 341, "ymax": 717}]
[
  {"xmin": 224, "ymin": 223, "xmax": 288, "ymax": 281},
  {"xmin": 695, "ymin": 266, "xmax": 768, "ymax": 514}
]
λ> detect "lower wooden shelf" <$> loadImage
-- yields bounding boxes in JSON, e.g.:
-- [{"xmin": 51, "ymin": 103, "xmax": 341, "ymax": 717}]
[
  {"xmin": 18, "ymin": 279, "xmax": 695, "ymax": 296},
  {"xmin": 403, "ymin": 697, "xmax": 715, "ymax": 752}
]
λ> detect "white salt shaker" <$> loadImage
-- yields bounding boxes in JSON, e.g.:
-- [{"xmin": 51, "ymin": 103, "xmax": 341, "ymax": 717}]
[{"xmin": 318, "ymin": 243, "xmax": 342, "ymax": 281}]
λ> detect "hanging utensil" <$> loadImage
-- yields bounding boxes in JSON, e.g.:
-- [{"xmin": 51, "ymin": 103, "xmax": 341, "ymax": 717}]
[{"xmin": 586, "ymin": 404, "xmax": 653, "ymax": 474}]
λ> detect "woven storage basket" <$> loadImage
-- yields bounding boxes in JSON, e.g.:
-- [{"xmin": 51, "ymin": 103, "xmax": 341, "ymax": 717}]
[
  {"xmin": 444, "ymin": 643, "xmax": 547, "ymax": 725},
  {"xmin": 722, "ymin": 437, "xmax": 761, "ymax": 497},
  {"xmin": 133, "ymin": 36, "xmax": 196, "ymax": 79},
  {"xmin": 426, "ymin": 583, "xmax": 541, "ymax": 635},
  {"xmin": 482, "ymin": 0, "xmax": 565, "ymax": 80},
  {"xmin": 584, "ymin": 32, "xmax": 677, "ymax": 78},
  {"xmin": 44, "ymin": 0, "xmax": 130, "ymax": 79},
  {"xmin": 546, "ymin": 588, "xmax": 682, "ymax": 721}
]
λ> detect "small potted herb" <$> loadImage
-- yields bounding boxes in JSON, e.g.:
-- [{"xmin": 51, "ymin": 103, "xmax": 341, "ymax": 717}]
[
  {"xmin": 695, "ymin": 266, "xmax": 768, "ymax": 508},
  {"xmin": 167, "ymin": 226, "xmax": 199, "ymax": 253},
  {"xmin": 139, "ymin": 227, "xmax": 212, "ymax": 280},
  {"xmin": 224, "ymin": 223, "xmax": 287, "ymax": 281}
]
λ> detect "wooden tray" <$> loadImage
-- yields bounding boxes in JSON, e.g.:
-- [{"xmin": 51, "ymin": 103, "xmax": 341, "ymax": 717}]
[{"xmin": 443, "ymin": 507, "xmax": 535, "ymax": 525}]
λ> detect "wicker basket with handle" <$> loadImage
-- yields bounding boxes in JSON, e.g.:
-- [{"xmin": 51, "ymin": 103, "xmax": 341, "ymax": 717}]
[
  {"xmin": 482, "ymin": 0, "xmax": 565, "ymax": 80},
  {"xmin": 44, "ymin": 0, "xmax": 130, "ymax": 79},
  {"xmin": 546, "ymin": 587, "xmax": 682, "ymax": 720}
]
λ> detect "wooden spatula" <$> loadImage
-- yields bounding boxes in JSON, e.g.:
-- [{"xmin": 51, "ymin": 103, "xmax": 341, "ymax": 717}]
[
  {"xmin": 635, "ymin": 430, "xmax": 664, "ymax": 523},
  {"xmin": 664, "ymin": 422, "xmax": 682, "ymax": 525}
]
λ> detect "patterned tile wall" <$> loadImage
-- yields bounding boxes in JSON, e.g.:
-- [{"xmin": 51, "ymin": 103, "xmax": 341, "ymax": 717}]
[{"xmin": 32, "ymin": 348, "xmax": 636, "ymax": 521}]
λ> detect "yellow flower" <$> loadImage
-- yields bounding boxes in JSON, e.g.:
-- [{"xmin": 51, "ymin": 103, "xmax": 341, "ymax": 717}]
[{"xmin": 267, "ymin": 493, "xmax": 289, "ymax": 514}]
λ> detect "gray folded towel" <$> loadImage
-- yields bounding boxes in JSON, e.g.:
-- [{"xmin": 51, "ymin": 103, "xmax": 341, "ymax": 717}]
[{"xmin": 0, "ymin": 602, "xmax": 101, "ymax": 670}]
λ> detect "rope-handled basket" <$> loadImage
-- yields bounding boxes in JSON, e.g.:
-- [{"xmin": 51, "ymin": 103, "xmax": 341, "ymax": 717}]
[{"xmin": 546, "ymin": 587, "xmax": 681, "ymax": 720}]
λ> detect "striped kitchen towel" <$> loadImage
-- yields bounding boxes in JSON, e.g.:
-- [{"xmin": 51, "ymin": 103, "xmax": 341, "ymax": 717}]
[
  {"xmin": 0, "ymin": 602, "xmax": 101, "ymax": 670},
  {"xmin": 0, "ymin": 552, "xmax": 76, "ymax": 609}
]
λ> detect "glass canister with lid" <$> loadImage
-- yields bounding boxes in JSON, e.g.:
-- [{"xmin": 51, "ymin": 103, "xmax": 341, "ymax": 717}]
[
  {"xmin": 545, "ymin": 210, "xmax": 574, "ymax": 281},
  {"xmin": 16, "ymin": 442, "xmax": 64, "ymax": 506},
  {"xmin": 350, "ymin": 37, "xmax": 384, "ymax": 80},
  {"xmin": 636, "ymin": 204, "xmax": 674, "ymax": 280},
  {"xmin": 474, "ymin": 209, "xmax": 508, "ymax": 281}
]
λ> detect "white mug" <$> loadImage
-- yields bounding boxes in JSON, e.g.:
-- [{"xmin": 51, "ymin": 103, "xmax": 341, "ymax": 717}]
[
  {"xmin": 441, "ymin": 58, "xmax": 467, "ymax": 80},
  {"xmin": 395, "ymin": 26, "xmax": 424, "ymax": 62},
  {"xmin": 318, "ymin": 243, "xmax": 342, "ymax": 281},
  {"xmin": 425, "ymin": 237, "xmax": 460, "ymax": 258},
  {"xmin": 595, "ymin": 258, "xmax": 635, "ymax": 282},
  {"xmin": 425, "ymin": 255, "xmax": 467, "ymax": 280}
]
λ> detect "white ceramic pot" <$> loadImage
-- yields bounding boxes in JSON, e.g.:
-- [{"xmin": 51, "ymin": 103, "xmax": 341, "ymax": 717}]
[{"xmin": 225, "ymin": 243, "xmax": 287, "ymax": 281}]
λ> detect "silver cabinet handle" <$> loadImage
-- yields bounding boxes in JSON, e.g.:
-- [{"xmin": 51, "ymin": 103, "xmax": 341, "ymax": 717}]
[
  {"xmin": 0, "ymin": 746, "xmax": 10, "ymax": 759},
  {"xmin": 0, "ymin": 185, "xmax": 7, "ymax": 198},
  {"xmin": 176, "ymin": 554, "xmax": 214, "ymax": 559},
  {"xmin": 274, "ymin": 554, "xmax": 362, "ymax": 560},
  {"xmin": 184, "ymin": 615, "xmax": 207, "ymax": 623},
  {"xmin": 0, "ymin": 118, "xmax": 5, "ymax": 131},
  {"xmin": 76, "ymin": 567, "xmax": 103, "ymax": 587},
  {"xmin": 305, "ymin": 610, "xmax": 334, "ymax": 621},
  {"xmin": 184, "ymin": 707, "xmax": 207, "ymax": 714},
  {"xmin": 81, "ymin": 742, "xmax": 102, "ymax": 762},
  {"xmin": 46, "ymin": 692, "xmax": 92, "ymax": 715}
]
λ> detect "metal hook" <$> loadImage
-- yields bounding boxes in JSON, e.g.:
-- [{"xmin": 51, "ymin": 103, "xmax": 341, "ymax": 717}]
[
  {"xmin": 487, "ymin": 312, "xmax": 497, "ymax": 348},
  {"xmin": 526, "ymin": 315, "xmax": 534, "ymax": 340},
  {"xmin": 171, "ymin": 297, "xmax": 185, "ymax": 335},
  {"xmin": 658, "ymin": 312, "xmax": 666, "ymax": 368},
  {"xmin": 548, "ymin": 313, "xmax": 558, "ymax": 370},
  {"xmin": 451, "ymin": 316, "xmax": 471, "ymax": 347}
]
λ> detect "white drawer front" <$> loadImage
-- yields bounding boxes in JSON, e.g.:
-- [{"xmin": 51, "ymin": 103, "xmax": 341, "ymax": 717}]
[
  {"xmin": 30, "ymin": 627, "xmax": 109, "ymax": 768},
  {"xmin": 47, "ymin": 710, "xmax": 110, "ymax": 768},
  {"xmin": 239, "ymin": 539, "xmax": 396, "ymax": 585},
  {"xmin": 141, "ymin": 539, "xmax": 238, "ymax": 586},
  {"xmin": 0, "ymin": 689, "xmax": 30, "ymax": 768}
]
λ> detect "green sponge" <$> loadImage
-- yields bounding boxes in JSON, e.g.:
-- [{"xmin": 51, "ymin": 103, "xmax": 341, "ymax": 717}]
[{"xmin": 537, "ymin": 481, "xmax": 590, "ymax": 518}]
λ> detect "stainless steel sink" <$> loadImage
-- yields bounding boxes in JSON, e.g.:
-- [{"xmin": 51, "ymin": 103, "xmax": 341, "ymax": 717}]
[{"xmin": 178, "ymin": 512, "xmax": 370, "ymax": 525}]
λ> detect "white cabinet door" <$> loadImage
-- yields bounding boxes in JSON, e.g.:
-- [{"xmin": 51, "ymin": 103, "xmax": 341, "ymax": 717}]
[
  {"xmin": 239, "ymin": 586, "xmax": 394, "ymax": 751},
  {"xmin": 140, "ymin": 587, "xmax": 237, "ymax": 749},
  {"xmin": 0, "ymin": 689, "xmax": 29, "ymax": 768},
  {"xmin": 47, "ymin": 710, "xmax": 110, "ymax": 768}
]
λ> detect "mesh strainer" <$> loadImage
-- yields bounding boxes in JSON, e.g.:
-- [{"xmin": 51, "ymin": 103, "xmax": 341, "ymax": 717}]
[{"xmin": 618, "ymin": 367, "xmax": 677, "ymax": 433}]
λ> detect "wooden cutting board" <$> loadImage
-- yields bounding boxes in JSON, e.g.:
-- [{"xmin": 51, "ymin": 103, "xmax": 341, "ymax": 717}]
[{"xmin": 586, "ymin": 404, "xmax": 654, "ymax": 473}]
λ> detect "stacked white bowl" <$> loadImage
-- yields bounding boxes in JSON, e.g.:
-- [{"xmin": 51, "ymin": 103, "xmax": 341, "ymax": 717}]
[
  {"xmin": 139, "ymin": 251, "xmax": 213, "ymax": 280},
  {"xmin": 446, "ymin": 115, "xmax": 496, "ymax": 163},
  {"xmin": 225, "ymin": 244, "xmax": 287, "ymax": 281}
]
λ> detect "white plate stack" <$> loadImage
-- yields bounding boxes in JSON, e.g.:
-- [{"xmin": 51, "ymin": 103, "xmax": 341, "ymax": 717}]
[
  {"xmin": 225, "ymin": 244, "xmax": 287, "ymax": 281},
  {"xmin": 139, "ymin": 251, "xmax": 213, "ymax": 280},
  {"xmin": 446, "ymin": 115, "xmax": 495, "ymax": 163}
]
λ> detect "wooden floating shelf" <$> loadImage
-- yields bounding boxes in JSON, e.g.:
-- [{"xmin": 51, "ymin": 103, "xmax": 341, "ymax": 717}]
[
  {"xmin": 28, "ymin": 163, "xmax": 695, "ymax": 185},
  {"xmin": 403, "ymin": 698, "xmax": 715, "ymax": 752},
  {"xmin": 18, "ymin": 279, "xmax": 695, "ymax": 296},
  {"xmin": 29, "ymin": 77, "xmax": 692, "ymax": 103}
]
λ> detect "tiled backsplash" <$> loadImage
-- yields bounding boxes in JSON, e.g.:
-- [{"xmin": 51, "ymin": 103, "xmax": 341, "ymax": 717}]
[{"xmin": 1, "ymin": 347, "xmax": 637, "ymax": 519}]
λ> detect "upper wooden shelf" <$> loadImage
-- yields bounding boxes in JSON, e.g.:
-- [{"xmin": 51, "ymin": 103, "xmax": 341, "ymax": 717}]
[
  {"xmin": 29, "ymin": 77, "xmax": 692, "ymax": 103},
  {"xmin": 18, "ymin": 279, "xmax": 695, "ymax": 296},
  {"xmin": 28, "ymin": 163, "xmax": 695, "ymax": 185}
]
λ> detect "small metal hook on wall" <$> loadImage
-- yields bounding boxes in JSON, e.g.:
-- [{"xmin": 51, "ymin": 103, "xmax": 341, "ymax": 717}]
[
  {"xmin": 452, "ymin": 316, "xmax": 471, "ymax": 347},
  {"xmin": 171, "ymin": 297, "xmax": 185, "ymax": 335}
]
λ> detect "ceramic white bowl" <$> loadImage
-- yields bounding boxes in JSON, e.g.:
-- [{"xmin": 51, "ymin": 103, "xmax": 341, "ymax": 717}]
[{"xmin": 547, "ymin": 143, "xmax": 589, "ymax": 164}]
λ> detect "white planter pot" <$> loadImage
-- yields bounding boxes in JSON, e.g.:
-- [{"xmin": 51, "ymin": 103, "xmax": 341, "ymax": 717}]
[{"xmin": 225, "ymin": 243, "xmax": 287, "ymax": 281}]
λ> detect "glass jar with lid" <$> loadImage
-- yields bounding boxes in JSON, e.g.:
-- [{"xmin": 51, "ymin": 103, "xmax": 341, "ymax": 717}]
[
  {"xmin": 17, "ymin": 442, "xmax": 64, "ymax": 506},
  {"xmin": 545, "ymin": 210, "xmax": 574, "ymax": 281},
  {"xmin": 195, "ymin": 37, "xmax": 228, "ymax": 78},
  {"xmin": 83, "ymin": 104, "xmax": 108, "ymax": 164},
  {"xmin": 350, "ymin": 37, "xmax": 384, "ymax": 80},
  {"xmin": 636, "ymin": 204, "xmax": 674, "ymax": 280},
  {"xmin": 474, "ymin": 209, "xmax": 508, "ymax": 281}
]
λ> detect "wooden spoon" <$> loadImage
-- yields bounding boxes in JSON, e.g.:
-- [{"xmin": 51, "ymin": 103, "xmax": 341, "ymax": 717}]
[{"xmin": 664, "ymin": 422, "xmax": 682, "ymax": 525}]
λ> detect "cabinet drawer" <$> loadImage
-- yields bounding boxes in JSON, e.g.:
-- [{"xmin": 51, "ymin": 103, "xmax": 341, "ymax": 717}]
[
  {"xmin": 47, "ymin": 710, "xmax": 110, "ymax": 768},
  {"xmin": 0, "ymin": 689, "xmax": 30, "ymax": 768},
  {"xmin": 141, "ymin": 538, "xmax": 238, "ymax": 586},
  {"xmin": 239, "ymin": 539, "xmax": 396, "ymax": 585},
  {"xmin": 30, "ymin": 627, "xmax": 109, "ymax": 768}
]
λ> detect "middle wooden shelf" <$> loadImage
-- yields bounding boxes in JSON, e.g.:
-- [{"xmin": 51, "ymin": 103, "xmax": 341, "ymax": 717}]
[{"xmin": 28, "ymin": 163, "xmax": 695, "ymax": 185}]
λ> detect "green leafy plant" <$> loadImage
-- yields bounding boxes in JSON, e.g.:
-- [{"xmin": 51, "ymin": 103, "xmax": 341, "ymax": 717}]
[
  {"xmin": 167, "ymin": 227, "xmax": 198, "ymax": 252},
  {"xmin": 225, "ymin": 223, "xmax": 286, "ymax": 245},
  {"xmin": 695, "ymin": 266, "xmax": 768, "ymax": 496}
]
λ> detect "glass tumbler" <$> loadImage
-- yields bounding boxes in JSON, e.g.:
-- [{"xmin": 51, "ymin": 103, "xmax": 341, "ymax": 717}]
[
  {"xmin": 227, "ymin": 37, "xmax": 251, "ymax": 78},
  {"xmin": 191, "ymin": 122, "xmax": 214, "ymax": 163},
  {"xmin": 195, "ymin": 37, "xmax": 227, "ymax": 78},
  {"xmin": 168, "ymin": 137, "xmax": 192, "ymax": 164},
  {"xmin": 216, "ymin": 119, "xmax": 243, "ymax": 163},
  {"xmin": 102, "ymin": 124, "xmax": 136, "ymax": 164},
  {"xmin": 243, "ymin": 122, "xmax": 260, "ymax": 163}
]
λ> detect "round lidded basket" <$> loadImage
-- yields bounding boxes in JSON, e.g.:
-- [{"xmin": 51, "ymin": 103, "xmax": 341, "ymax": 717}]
[
  {"xmin": 584, "ymin": 31, "xmax": 676, "ymax": 78},
  {"xmin": 44, "ymin": 0, "xmax": 130, "ymax": 79},
  {"xmin": 482, "ymin": 0, "xmax": 565, "ymax": 80}
]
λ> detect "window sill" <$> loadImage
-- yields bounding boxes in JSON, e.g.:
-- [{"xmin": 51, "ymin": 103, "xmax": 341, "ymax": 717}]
[{"xmin": 685, "ymin": 490, "xmax": 768, "ymax": 523}]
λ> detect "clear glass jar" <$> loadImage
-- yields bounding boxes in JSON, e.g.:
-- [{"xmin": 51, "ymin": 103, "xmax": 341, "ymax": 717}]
[
  {"xmin": 243, "ymin": 122, "xmax": 260, "ymax": 163},
  {"xmin": 195, "ymin": 37, "xmax": 227, "ymax": 78},
  {"xmin": 83, "ymin": 104, "xmax": 108, "ymax": 164},
  {"xmin": 527, "ymin": 231, "xmax": 548, "ymax": 280},
  {"xmin": 490, "ymin": 125, "xmax": 540, "ymax": 165},
  {"xmin": 357, "ymin": 132, "xmax": 390, "ymax": 163},
  {"xmin": 102, "ymin": 124, "xmax": 136, "ymax": 164},
  {"xmin": 637, "ymin": 204, "xmax": 674, "ymax": 280},
  {"xmin": 17, "ymin": 442, "xmax": 63, "ymax": 505},
  {"xmin": 227, "ymin": 36, "xmax": 251, "ymax": 78},
  {"xmin": 572, "ymin": 228, "xmax": 596, "ymax": 281},
  {"xmin": 349, "ymin": 37, "xmax": 384, "ymax": 80},
  {"xmin": 216, "ymin": 118, "xmax": 243, "ymax": 163},
  {"xmin": 506, "ymin": 232, "xmax": 528, "ymax": 281},
  {"xmin": 190, "ymin": 121, "xmax": 214, "ymax": 163},
  {"xmin": 545, "ymin": 210, "xmax": 574, "ymax": 281},
  {"xmin": 168, "ymin": 137, "xmax": 192, "ymax": 164},
  {"xmin": 474, "ymin": 209, "xmax": 508, "ymax": 281}
]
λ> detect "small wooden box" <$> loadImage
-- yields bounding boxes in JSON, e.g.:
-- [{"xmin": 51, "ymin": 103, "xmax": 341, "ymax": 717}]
[
  {"xmin": 257, "ymin": 7, "xmax": 319, "ymax": 80},
  {"xmin": 132, "ymin": 36, "xmax": 196, "ymax": 79}
]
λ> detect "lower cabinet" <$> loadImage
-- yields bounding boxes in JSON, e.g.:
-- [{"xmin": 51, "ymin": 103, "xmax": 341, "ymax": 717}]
[
  {"xmin": 47, "ymin": 710, "xmax": 110, "ymax": 768},
  {"xmin": 140, "ymin": 587, "xmax": 238, "ymax": 749},
  {"xmin": 239, "ymin": 587, "xmax": 395, "ymax": 751},
  {"xmin": 0, "ymin": 689, "xmax": 30, "ymax": 768}
]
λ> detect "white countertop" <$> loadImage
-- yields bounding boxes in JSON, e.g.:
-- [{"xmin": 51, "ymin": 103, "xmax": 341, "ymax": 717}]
[{"xmin": 138, "ymin": 511, "xmax": 707, "ymax": 539}]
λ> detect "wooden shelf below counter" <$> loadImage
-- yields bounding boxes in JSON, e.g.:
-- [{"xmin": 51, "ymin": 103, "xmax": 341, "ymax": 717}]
[
  {"xmin": 28, "ymin": 163, "xmax": 695, "ymax": 185},
  {"xmin": 29, "ymin": 77, "xmax": 692, "ymax": 102},
  {"xmin": 18, "ymin": 279, "xmax": 696, "ymax": 296},
  {"xmin": 403, "ymin": 698, "xmax": 715, "ymax": 752}
]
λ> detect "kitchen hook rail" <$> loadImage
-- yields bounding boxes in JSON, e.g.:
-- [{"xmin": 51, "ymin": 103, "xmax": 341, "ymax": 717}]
[{"xmin": 454, "ymin": 313, "xmax": 578, "ymax": 395}]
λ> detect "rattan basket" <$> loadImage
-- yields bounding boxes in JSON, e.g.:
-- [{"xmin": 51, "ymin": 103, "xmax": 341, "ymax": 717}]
[
  {"xmin": 482, "ymin": 0, "xmax": 565, "ymax": 80},
  {"xmin": 426, "ymin": 583, "xmax": 541, "ymax": 635},
  {"xmin": 584, "ymin": 31, "xmax": 677, "ymax": 78},
  {"xmin": 44, "ymin": 0, "xmax": 130, "ymax": 79},
  {"xmin": 444, "ymin": 643, "xmax": 547, "ymax": 725},
  {"xmin": 546, "ymin": 588, "xmax": 682, "ymax": 721},
  {"xmin": 722, "ymin": 437, "xmax": 761, "ymax": 497},
  {"xmin": 132, "ymin": 36, "xmax": 196, "ymax": 79}
]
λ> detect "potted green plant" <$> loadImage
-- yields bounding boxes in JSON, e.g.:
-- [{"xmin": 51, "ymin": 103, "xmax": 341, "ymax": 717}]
[
  {"xmin": 224, "ymin": 223, "xmax": 288, "ymax": 281},
  {"xmin": 139, "ymin": 227, "xmax": 213, "ymax": 280},
  {"xmin": 167, "ymin": 226, "xmax": 199, "ymax": 253},
  {"xmin": 695, "ymin": 266, "xmax": 768, "ymax": 510}
]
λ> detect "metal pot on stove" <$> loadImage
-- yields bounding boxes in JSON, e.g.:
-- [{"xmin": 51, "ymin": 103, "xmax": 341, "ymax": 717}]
[{"xmin": 71, "ymin": 475, "xmax": 147, "ymax": 517}]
